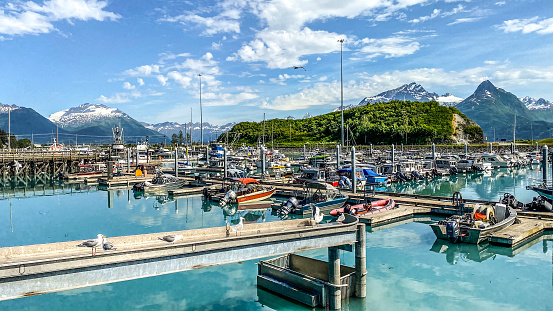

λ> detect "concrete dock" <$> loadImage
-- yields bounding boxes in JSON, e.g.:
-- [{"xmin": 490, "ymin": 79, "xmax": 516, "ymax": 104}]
[{"xmin": 0, "ymin": 216, "xmax": 359, "ymax": 302}]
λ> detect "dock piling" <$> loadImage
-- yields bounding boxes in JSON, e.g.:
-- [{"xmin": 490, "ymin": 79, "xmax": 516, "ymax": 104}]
[
  {"xmin": 543, "ymin": 145, "xmax": 548, "ymax": 184},
  {"xmin": 464, "ymin": 142, "xmax": 468, "ymax": 157},
  {"xmin": 355, "ymin": 224, "xmax": 367, "ymax": 298},
  {"xmin": 489, "ymin": 142, "xmax": 493, "ymax": 153},
  {"xmin": 431, "ymin": 143, "xmax": 435, "ymax": 169},
  {"xmin": 223, "ymin": 148, "xmax": 227, "ymax": 179},
  {"xmin": 336, "ymin": 145, "xmax": 341, "ymax": 169},
  {"xmin": 351, "ymin": 146, "xmax": 356, "ymax": 194},
  {"xmin": 391, "ymin": 144, "xmax": 395, "ymax": 173},
  {"xmin": 328, "ymin": 246, "xmax": 341, "ymax": 310},
  {"xmin": 174, "ymin": 148, "xmax": 178, "ymax": 177}
]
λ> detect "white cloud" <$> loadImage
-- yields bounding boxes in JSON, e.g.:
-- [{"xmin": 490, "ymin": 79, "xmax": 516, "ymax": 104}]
[
  {"xmin": 499, "ymin": 16, "xmax": 553, "ymax": 35},
  {"xmin": 159, "ymin": 5, "xmax": 240, "ymax": 36},
  {"xmin": 448, "ymin": 17, "xmax": 482, "ymax": 25},
  {"xmin": 137, "ymin": 78, "xmax": 144, "ymax": 86},
  {"xmin": 166, "ymin": 71, "xmax": 192, "ymax": 88},
  {"xmin": 409, "ymin": 4, "xmax": 469, "ymax": 24},
  {"xmin": 357, "ymin": 37, "xmax": 421, "ymax": 58},
  {"xmin": 269, "ymin": 74, "xmax": 304, "ymax": 85},
  {"xmin": 0, "ymin": 0, "xmax": 120, "ymax": 36},
  {"xmin": 97, "ymin": 93, "xmax": 131, "ymax": 104},
  {"xmin": 258, "ymin": 65, "xmax": 553, "ymax": 111},
  {"xmin": 122, "ymin": 82, "xmax": 135, "ymax": 90},
  {"xmin": 156, "ymin": 75, "xmax": 168, "ymax": 86},
  {"xmin": 227, "ymin": 27, "xmax": 343, "ymax": 69},
  {"xmin": 495, "ymin": 1, "xmax": 506, "ymax": 6},
  {"xmin": 123, "ymin": 65, "xmax": 160, "ymax": 77}
]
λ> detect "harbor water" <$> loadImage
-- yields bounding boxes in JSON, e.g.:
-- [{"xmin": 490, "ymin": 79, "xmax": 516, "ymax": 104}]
[{"xmin": 1, "ymin": 165, "xmax": 552, "ymax": 310}]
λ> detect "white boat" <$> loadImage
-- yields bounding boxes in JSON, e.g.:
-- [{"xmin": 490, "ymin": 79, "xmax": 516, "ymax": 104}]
[{"xmin": 481, "ymin": 153, "xmax": 511, "ymax": 168}]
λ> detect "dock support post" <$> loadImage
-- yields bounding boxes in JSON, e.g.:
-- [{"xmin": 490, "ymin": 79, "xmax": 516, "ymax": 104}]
[
  {"xmin": 464, "ymin": 142, "xmax": 468, "ymax": 157},
  {"xmin": 431, "ymin": 143, "xmax": 435, "ymax": 169},
  {"xmin": 370, "ymin": 143, "xmax": 373, "ymax": 159},
  {"xmin": 336, "ymin": 145, "xmax": 340, "ymax": 169},
  {"xmin": 351, "ymin": 146, "xmax": 356, "ymax": 194},
  {"xmin": 537, "ymin": 142, "xmax": 539, "ymax": 153},
  {"xmin": 328, "ymin": 246, "xmax": 341, "ymax": 310},
  {"xmin": 391, "ymin": 144, "xmax": 395, "ymax": 173},
  {"xmin": 174, "ymin": 148, "xmax": 179, "ymax": 177},
  {"xmin": 355, "ymin": 223, "xmax": 367, "ymax": 298},
  {"xmin": 489, "ymin": 142, "xmax": 493, "ymax": 153},
  {"xmin": 135, "ymin": 147, "xmax": 139, "ymax": 168},
  {"xmin": 107, "ymin": 161, "xmax": 113, "ymax": 180},
  {"xmin": 261, "ymin": 146, "xmax": 266, "ymax": 180},
  {"xmin": 543, "ymin": 145, "xmax": 548, "ymax": 185},
  {"xmin": 223, "ymin": 148, "xmax": 227, "ymax": 179},
  {"xmin": 303, "ymin": 145, "xmax": 306, "ymax": 161},
  {"xmin": 511, "ymin": 142, "xmax": 514, "ymax": 154},
  {"xmin": 126, "ymin": 149, "xmax": 130, "ymax": 173},
  {"xmin": 205, "ymin": 148, "xmax": 209, "ymax": 167}
]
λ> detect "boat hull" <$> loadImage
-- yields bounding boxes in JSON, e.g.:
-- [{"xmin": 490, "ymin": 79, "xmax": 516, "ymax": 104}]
[
  {"xmin": 297, "ymin": 196, "xmax": 348, "ymax": 215},
  {"xmin": 330, "ymin": 199, "xmax": 395, "ymax": 217},
  {"xmin": 430, "ymin": 207, "xmax": 517, "ymax": 244},
  {"xmin": 236, "ymin": 188, "xmax": 276, "ymax": 203}
]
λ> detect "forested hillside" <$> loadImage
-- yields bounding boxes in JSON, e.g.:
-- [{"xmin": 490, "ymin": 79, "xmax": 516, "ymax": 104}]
[{"xmin": 227, "ymin": 101, "xmax": 483, "ymax": 146}]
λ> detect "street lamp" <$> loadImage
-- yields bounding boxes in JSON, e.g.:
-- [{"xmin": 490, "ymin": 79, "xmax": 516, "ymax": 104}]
[
  {"xmin": 338, "ymin": 39, "xmax": 345, "ymax": 148},
  {"xmin": 198, "ymin": 74, "xmax": 203, "ymax": 147}
]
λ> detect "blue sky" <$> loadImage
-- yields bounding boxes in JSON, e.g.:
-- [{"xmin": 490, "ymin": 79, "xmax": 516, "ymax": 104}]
[{"xmin": 1, "ymin": 0, "xmax": 553, "ymax": 126}]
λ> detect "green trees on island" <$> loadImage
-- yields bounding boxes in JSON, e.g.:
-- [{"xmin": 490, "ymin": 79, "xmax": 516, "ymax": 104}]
[
  {"xmin": 225, "ymin": 101, "xmax": 483, "ymax": 146},
  {"xmin": 0, "ymin": 129, "xmax": 31, "ymax": 149}
]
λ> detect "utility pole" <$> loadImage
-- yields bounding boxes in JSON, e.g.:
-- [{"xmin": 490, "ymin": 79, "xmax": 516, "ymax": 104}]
[
  {"xmin": 338, "ymin": 38, "xmax": 345, "ymax": 148},
  {"xmin": 198, "ymin": 74, "xmax": 203, "ymax": 146}
]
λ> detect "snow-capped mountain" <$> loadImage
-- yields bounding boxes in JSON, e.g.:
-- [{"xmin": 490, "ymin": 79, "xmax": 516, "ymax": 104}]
[
  {"xmin": 332, "ymin": 104, "xmax": 355, "ymax": 112},
  {"xmin": 359, "ymin": 82, "xmax": 441, "ymax": 105},
  {"xmin": 352, "ymin": 82, "xmax": 464, "ymax": 109},
  {"xmin": 285, "ymin": 116, "xmax": 295, "ymax": 120},
  {"xmin": 48, "ymin": 103, "xmax": 129, "ymax": 128},
  {"xmin": 303, "ymin": 113, "xmax": 313, "ymax": 119},
  {"xmin": 437, "ymin": 93, "xmax": 464, "ymax": 107},
  {"xmin": 520, "ymin": 96, "xmax": 553, "ymax": 110},
  {"xmin": 143, "ymin": 121, "xmax": 236, "ymax": 143},
  {"xmin": 0, "ymin": 103, "xmax": 21, "ymax": 113},
  {"xmin": 144, "ymin": 121, "xmax": 235, "ymax": 135}
]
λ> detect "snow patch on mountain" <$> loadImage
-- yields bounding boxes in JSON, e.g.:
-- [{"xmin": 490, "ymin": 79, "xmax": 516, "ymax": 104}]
[
  {"xmin": 48, "ymin": 103, "xmax": 129, "ymax": 128},
  {"xmin": 0, "ymin": 103, "xmax": 21, "ymax": 113},
  {"xmin": 303, "ymin": 113, "xmax": 313, "ymax": 119},
  {"xmin": 437, "ymin": 93, "xmax": 464, "ymax": 106},
  {"xmin": 521, "ymin": 96, "xmax": 553, "ymax": 110}
]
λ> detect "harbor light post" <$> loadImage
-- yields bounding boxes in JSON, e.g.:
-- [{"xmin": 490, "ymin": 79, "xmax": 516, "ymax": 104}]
[
  {"xmin": 198, "ymin": 74, "xmax": 203, "ymax": 147},
  {"xmin": 338, "ymin": 38, "xmax": 345, "ymax": 148}
]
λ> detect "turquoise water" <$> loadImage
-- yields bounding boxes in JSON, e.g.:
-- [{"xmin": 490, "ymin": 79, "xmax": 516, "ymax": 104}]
[{"xmin": 1, "ymin": 167, "xmax": 552, "ymax": 310}]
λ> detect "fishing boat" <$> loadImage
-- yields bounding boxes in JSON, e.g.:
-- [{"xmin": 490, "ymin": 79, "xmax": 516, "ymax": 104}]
[
  {"xmin": 429, "ymin": 202, "xmax": 517, "ymax": 244},
  {"xmin": 294, "ymin": 167, "xmax": 339, "ymax": 187},
  {"xmin": 277, "ymin": 182, "xmax": 348, "ymax": 216},
  {"xmin": 362, "ymin": 168, "xmax": 388, "ymax": 184},
  {"xmin": 526, "ymin": 182, "xmax": 553, "ymax": 211},
  {"xmin": 132, "ymin": 169, "xmax": 187, "ymax": 193},
  {"xmin": 329, "ymin": 198, "xmax": 395, "ymax": 217},
  {"xmin": 210, "ymin": 178, "xmax": 276, "ymax": 205}
]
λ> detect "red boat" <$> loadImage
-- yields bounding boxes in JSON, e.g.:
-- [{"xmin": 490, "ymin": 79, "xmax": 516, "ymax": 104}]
[
  {"xmin": 330, "ymin": 198, "xmax": 395, "ymax": 217},
  {"xmin": 219, "ymin": 178, "xmax": 276, "ymax": 205}
]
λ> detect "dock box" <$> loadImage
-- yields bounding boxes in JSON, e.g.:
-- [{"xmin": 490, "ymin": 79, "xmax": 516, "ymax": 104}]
[{"xmin": 257, "ymin": 253, "xmax": 356, "ymax": 307}]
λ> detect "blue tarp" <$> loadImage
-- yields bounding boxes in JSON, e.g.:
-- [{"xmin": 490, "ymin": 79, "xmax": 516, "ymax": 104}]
[{"xmin": 362, "ymin": 168, "xmax": 385, "ymax": 178}]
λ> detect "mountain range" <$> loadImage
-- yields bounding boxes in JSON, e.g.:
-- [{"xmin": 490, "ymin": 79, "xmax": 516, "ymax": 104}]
[
  {"xmin": 352, "ymin": 81, "xmax": 553, "ymax": 140},
  {"xmin": 1, "ymin": 80, "xmax": 552, "ymax": 144}
]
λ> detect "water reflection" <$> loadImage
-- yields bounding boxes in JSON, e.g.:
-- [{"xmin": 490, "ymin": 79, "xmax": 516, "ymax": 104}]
[{"xmin": 385, "ymin": 167, "xmax": 543, "ymax": 203}]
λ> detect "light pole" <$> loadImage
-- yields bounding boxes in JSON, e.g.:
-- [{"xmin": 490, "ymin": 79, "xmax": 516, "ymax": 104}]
[
  {"xmin": 338, "ymin": 38, "xmax": 345, "ymax": 148},
  {"xmin": 198, "ymin": 74, "xmax": 203, "ymax": 147}
]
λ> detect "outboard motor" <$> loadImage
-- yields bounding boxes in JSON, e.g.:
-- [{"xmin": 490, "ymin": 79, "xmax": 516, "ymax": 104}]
[
  {"xmin": 449, "ymin": 167, "xmax": 458, "ymax": 175},
  {"xmin": 339, "ymin": 176, "xmax": 352, "ymax": 189},
  {"xmin": 219, "ymin": 190, "xmax": 236, "ymax": 206},
  {"xmin": 278, "ymin": 197, "xmax": 299, "ymax": 216},
  {"xmin": 395, "ymin": 172, "xmax": 407, "ymax": 182},
  {"xmin": 445, "ymin": 219, "xmax": 461, "ymax": 243}
]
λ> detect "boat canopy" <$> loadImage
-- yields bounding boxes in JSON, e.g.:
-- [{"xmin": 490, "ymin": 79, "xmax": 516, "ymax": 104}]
[
  {"xmin": 232, "ymin": 178, "xmax": 260, "ymax": 185},
  {"xmin": 362, "ymin": 168, "xmax": 385, "ymax": 177}
]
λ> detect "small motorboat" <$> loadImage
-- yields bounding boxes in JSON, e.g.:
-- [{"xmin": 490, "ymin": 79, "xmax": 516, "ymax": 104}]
[
  {"xmin": 429, "ymin": 202, "xmax": 517, "ymax": 244},
  {"xmin": 330, "ymin": 198, "xmax": 395, "ymax": 217},
  {"xmin": 133, "ymin": 169, "xmax": 187, "ymax": 193},
  {"xmin": 207, "ymin": 178, "xmax": 276, "ymax": 205},
  {"xmin": 277, "ymin": 182, "xmax": 348, "ymax": 216}
]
